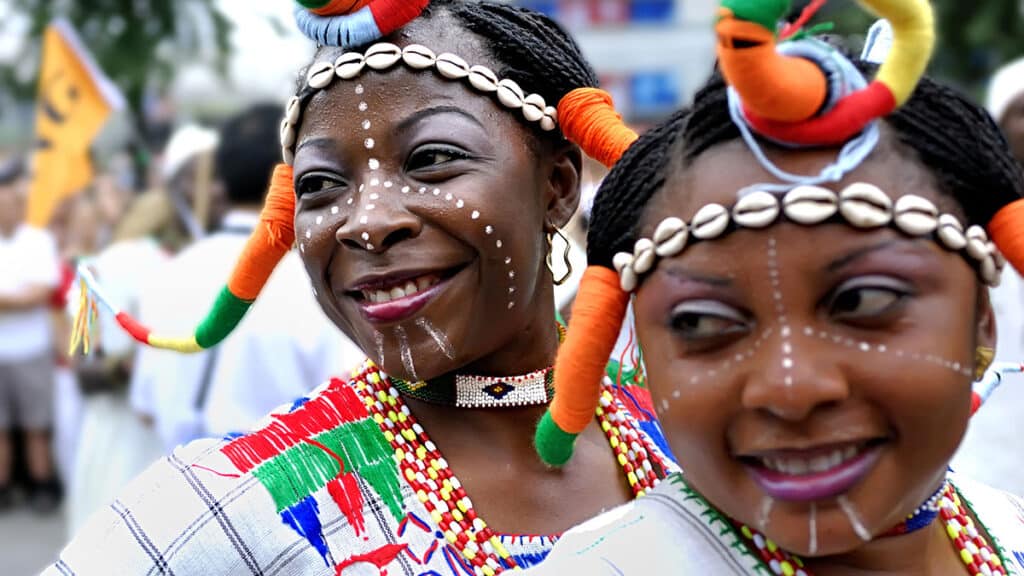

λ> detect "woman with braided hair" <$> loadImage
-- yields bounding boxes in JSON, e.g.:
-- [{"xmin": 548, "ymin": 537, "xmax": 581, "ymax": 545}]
[
  {"xmin": 47, "ymin": 1, "xmax": 674, "ymax": 574},
  {"xmin": 528, "ymin": 1, "xmax": 1024, "ymax": 574}
]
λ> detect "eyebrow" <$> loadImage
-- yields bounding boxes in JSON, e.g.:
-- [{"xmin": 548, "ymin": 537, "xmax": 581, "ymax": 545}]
[
  {"xmin": 663, "ymin": 267, "xmax": 733, "ymax": 287},
  {"xmin": 395, "ymin": 105, "xmax": 487, "ymax": 134},
  {"xmin": 825, "ymin": 239, "xmax": 921, "ymax": 272},
  {"xmin": 296, "ymin": 137, "xmax": 337, "ymax": 153}
]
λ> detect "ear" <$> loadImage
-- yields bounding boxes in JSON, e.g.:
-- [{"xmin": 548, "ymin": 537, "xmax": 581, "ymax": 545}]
[
  {"xmin": 542, "ymin": 142, "xmax": 583, "ymax": 231},
  {"xmin": 975, "ymin": 285, "xmax": 997, "ymax": 353}
]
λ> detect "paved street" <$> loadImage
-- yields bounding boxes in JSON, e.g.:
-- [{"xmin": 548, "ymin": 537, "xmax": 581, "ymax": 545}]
[{"xmin": 0, "ymin": 507, "xmax": 64, "ymax": 576}]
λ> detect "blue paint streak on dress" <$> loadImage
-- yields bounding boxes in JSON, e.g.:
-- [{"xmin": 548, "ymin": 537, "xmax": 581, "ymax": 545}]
[
  {"xmin": 639, "ymin": 420, "xmax": 677, "ymax": 463},
  {"xmin": 511, "ymin": 549, "xmax": 552, "ymax": 569},
  {"xmin": 281, "ymin": 496, "xmax": 329, "ymax": 565}
]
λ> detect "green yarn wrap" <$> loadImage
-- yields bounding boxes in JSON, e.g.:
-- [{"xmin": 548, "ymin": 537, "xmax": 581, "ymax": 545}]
[
  {"xmin": 296, "ymin": 0, "xmax": 333, "ymax": 8},
  {"xmin": 195, "ymin": 286, "xmax": 254, "ymax": 349},
  {"xmin": 721, "ymin": 0, "xmax": 791, "ymax": 31},
  {"xmin": 535, "ymin": 411, "xmax": 579, "ymax": 467}
]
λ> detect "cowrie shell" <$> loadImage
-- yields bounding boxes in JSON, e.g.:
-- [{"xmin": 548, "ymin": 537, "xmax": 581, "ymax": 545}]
[
  {"xmin": 334, "ymin": 52, "xmax": 365, "ymax": 79},
  {"xmin": 307, "ymin": 61, "xmax": 335, "ymax": 89},
  {"xmin": 839, "ymin": 183, "xmax": 893, "ymax": 228},
  {"xmin": 620, "ymin": 266, "xmax": 638, "ymax": 292},
  {"xmin": 282, "ymin": 146, "xmax": 295, "ymax": 165},
  {"xmin": 364, "ymin": 43, "xmax": 402, "ymax": 70},
  {"xmin": 613, "ymin": 252, "xmax": 634, "ymax": 275},
  {"xmin": 980, "ymin": 255, "xmax": 1000, "ymax": 286},
  {"xmin": 467, "ymin": 65, "xmax": 499, "ymax": 92},
  {"xmin": 936, "ymin": 214, "xmax": 967, "ymax": 250},
  {"xmin": 733, "ymin": 191, "xmax": 780, "ymax": 228},
  {"xmin": 783, "ymin": 185, "xmax": 837, "ymax": 224},
  {"xmin": 496, "ymin": 78, "xmax": 525, "ymax": 109},
  {"xmin": 893, "ymin": 194, "xmax": 939, "ymax": 236},
  {"xmin": 522, "ymin": 93, "xmax": 546, "ymax": 123},
  {"xmin": 435, "ymin": 53, "xmax": 470, "ymax": 79},
  {"xmin": 992, "ymin": 244, "xmax": 1006, "ymax": 269},
  {"xmin": 632, "ymin": 238, "xmax": 656, "ymax": 274},
  {"xmin": 285, "ymin": 96, "xmax": 301, "ymax": 125},
  {"xmin": 540, "ymin": 106, "xmax": 558, "ymax": 131},
  {"xmin": 279, "ymin": 119, "xmax": 295, "ymax": 149},
  {"xmin": 653, "ymin": 217, "xmax": 688, "ymax": 257},
  {"xmin": 402, "ymin": 44, "xmax": 436, "ymax": 69},
  {"xmin": 965, "ymin": 225, "xmax": 990, "ymax": 260},
  {"xmin": 691, "ymin": 203, "xmax": 730, "ymax": 240}
]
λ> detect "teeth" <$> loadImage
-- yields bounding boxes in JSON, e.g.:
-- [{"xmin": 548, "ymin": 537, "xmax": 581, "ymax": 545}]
[
  {"xmin": 760, "ymin": 446, "xmax": 863, "ymax": 476},
  {"xmin": 362, "ymin": 275, "xmax": 442, "ymax": 304}
]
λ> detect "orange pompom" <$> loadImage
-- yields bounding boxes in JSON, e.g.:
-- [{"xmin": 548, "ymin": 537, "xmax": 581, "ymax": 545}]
[
  {"xmin": 227, "ymin": 164, "xmax": 296, "ymax": 301},
  {"xmin": 716, "ymin": 17, "xmax": 828, "ymax": 123},
  {"xmin": 550, "ymin": 266, "xmax": 630, "ymax": 434},
  {"xmin": 311, "ymin": 0, "xmax": 372, "ymax": 16},
  {"xmin": 557, "ymin": 88, "xmax": 639, "ymax": 169},
  {"xmin": 988, "ymin": 198, "xmax": 1024, "ymax": 277}
]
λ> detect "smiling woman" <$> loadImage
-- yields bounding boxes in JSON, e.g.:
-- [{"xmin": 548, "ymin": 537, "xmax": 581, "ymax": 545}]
[
  {"xmin": 48, "ymin": 2, "xmax": 677, "ymax": 575},
  {"xmin": 528, "ymin": 1, "xmax": 1024, "ymax": 575}
]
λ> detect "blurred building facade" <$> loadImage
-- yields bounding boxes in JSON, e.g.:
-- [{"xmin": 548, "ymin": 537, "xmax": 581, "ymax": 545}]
[{"xmin": 515, "ymin": 0, "xmax": 717, "ymax": 123}]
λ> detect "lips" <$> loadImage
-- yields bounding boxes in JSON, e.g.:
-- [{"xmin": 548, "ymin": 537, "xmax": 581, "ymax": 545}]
[
  {"xmin": 345, "ymin": 264, "xmax": 467, "ymax": 324},
  {"xmin": 739, "ymin": 439, "xmax": 886, "ymax": 502}
]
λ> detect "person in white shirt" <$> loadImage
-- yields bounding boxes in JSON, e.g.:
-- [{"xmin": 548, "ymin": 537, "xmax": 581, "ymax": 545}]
[
  {"xmin": 0, "ymin": 159, "xmax": 61, "ymax": 511},
  {"xmin": 130, "ymin": 104, "xmax": 362, "ymax": 451}
]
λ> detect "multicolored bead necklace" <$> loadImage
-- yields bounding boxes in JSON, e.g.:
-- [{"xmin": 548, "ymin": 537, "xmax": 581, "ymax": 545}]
[
  {"xmin": 353, "ymin": 361, "xmax": 662, "ymax": 576},
  {"xmin": 733, "ymin": 481, "xmax": 1008, "ymax": 576}
]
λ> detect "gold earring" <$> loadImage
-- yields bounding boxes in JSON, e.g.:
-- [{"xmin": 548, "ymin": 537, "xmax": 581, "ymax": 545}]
[
  {"xmin": 546, "ymin": 228, "xmax": 573, "ymax": 286},
  {"xmin": 975, "ymin": 346, "xmax": 995, "ymax": 380}
]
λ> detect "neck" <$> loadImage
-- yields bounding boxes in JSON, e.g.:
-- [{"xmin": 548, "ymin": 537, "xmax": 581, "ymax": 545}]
[{"xmin": 0, "ymin": 222, "xmax": 17, "ymax": 238}]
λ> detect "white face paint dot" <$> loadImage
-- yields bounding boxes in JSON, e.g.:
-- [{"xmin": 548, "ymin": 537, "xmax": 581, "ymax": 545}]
[
  {"xmin": 369, "ymin": 193, "xmax": 379, "ymax": 200},
  {"xmin": 305, "ymin": 229, "xmax": 312, "ymax": 239},
  {"xmin": 782, "ymin": 343, "xmax": 792, "ymax": 354},
  {"xmin": 355, "ymin": 84, "xmax": 364, "ymax": 94},
  {"xmin": 859, "ymin": 342, "xmax": 870, "ymax": 352},
  {"xmin": 419, "ymin": 187, "xmax": 427, "ymax": 194},
  {"xmin": 360, "ymin": 215, "xmax": 368, "ymax": 224},
  {"xmin": 456, "ymin": 200, "xmax": 465, "ymax": 208},
  {"xmin": 781, "ymin": 326, "xmax": 791, "ymax": 338},
  {"xmin": 507, "ymin": 302, "xmax": 515, "ymax": 310},
  {"xmin": 347, "ymin": 198, "xmax": 354, "ymax": 205},
  {"xmin": 445, "ymin": 193, "xmax": 453, "ymax": 201},
  {"xmin": 782, "ymin": 358, "xmax": 794, "ymax": 369},
  {"xmin": 362, "ymin": 119, "xmax": 371, "ymax": 130},
  {"xmin": 366, "ymin": 243, "xmax": 374, "ymax": 250},
  {"xmin": 384, "ymin": 181, "xmax": 393, "ymax": 188},
  {"xmin": 784, "ymin": 376, "xmax": 793, "ymax": 386},
  {"xmin": 315, "ymin": 215, "xmax": 323, "ymax": 225},
  {"xmin": 300, "ymin": 244, "xmax": 305, "ymax": 253},
  {"xmin": 331, "ymin": 206, "xmax": 339, "ymax": 215},
  {"xmin": 368, "ymin": 158, "xmax": 380, "ymax": 170},
  {"xmin": 508, "ymin": 287, "xmax": 515, "ymax": 294},
  {"xmin": 672, "ymin": 390, "xmax": 681, "ymax": 399},
  {"xmin": 364, "ymin": 138, "xmax": 375, "ymax": 149},
  {"xmin": 401, "ymin": 186, "xmax": 410, "ymax": 194},
  {"xmin": 496, "ymin": 240, "xmax": 503, "ymax": 248},
  {"xmin": 370, "ymin": 178, "xmax": 380, "ymax": 186},
  {"xmin": 804, "ymin": 327, "xmax": 814, "ymax": 336},
  {"xmin": 509, "ymin": 271, "xmax": 515, "ymax": 279},
  {"xmin": 471, "ymin": 210, "xmax": 480, "ymax": 220},
  {"xmin": 433, "ymin": 188, "xmax": 441, "ymax": 196},
  {"xmin": 485, "ymin": 225, "xmax": 493, "ymax": 235},
  {"xmin": 358, "ymin": 102, "xmax": 368, "ymax": 111},
  {"xmin": 504, "ymin": 257, "xmax": 512, "ymax": 265},
  {"xmin": 361, "ymin": 232, "xmax": 370, "ymax": 241},
  {"xmin": 366, "ymin": 204, "xmax": 375, "ymax": 210},
  {"xmin": 359, "ymin": 184, "xmax": 365, "ymax": 192}
]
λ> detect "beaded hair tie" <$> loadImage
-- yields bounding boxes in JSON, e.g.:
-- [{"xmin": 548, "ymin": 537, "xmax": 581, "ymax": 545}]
[
  {"xmin": 612, "ymin": 183, "xmax": 1006, "ymax": 293},
  {"xmin": 280, "ymin": 42, "xmax": 560, "ymax": 165}
]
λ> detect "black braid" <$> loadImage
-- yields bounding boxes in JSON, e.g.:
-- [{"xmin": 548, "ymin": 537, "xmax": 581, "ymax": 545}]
[{"xmin": 588, "ymin": 65, "xmax": 1024, "ymax": 269}]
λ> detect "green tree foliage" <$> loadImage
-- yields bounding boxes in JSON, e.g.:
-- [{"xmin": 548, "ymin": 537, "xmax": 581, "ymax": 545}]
[{"xmin": 3, "ymin": 0, "xmax": 233, "ymax": 134}]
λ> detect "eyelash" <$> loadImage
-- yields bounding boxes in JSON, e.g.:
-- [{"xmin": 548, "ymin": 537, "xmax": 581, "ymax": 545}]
[
  {"xmin": 296, "ymin": 172, "xmax": 345, "ymax": 199},
  {"xmin": 405, "ymin": 145, "xmax": 472, "ymax": 173}
]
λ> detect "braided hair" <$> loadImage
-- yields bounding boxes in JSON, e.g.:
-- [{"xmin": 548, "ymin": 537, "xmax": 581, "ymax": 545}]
[{"xmin": 590, "ymin": 67, "xmax": 1024, "ymax": 267}]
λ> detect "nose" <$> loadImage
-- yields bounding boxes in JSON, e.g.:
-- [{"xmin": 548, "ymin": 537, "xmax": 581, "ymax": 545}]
[
  {"xmin": 741, "ymin": 327, "xmax": 850, "ymax": 422},
  {"xmin": 334, "ymin": 180, "xmax": 421, "ymax": 253}
]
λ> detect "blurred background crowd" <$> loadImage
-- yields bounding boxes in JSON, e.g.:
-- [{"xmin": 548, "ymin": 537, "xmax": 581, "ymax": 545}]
[{"xmin": 0, "ymin": 0, "xmax": 1021, "ymax": 574}]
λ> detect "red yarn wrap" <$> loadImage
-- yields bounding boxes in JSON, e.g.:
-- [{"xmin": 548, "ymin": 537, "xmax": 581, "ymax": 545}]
[
  {"xmin": 311, "ymin": 0, "xmax": 370, "ymax": 16},
  {"xmin": 988, "ymin": 198, "xmax": 1024, "ymax": 276},
  {"xmin": 550, "ymin": 266, "xmax": 631, "ymax": 434},
  {"xmin": 744, "ymin": 81, "xmax": 897, "ymax": 147},
  {"xmin": 557, "ymin": 88, "xmax": 639, "ymax": 168},
  {"xmin": 226, "ymin": 165, "xmax": 296, "ymax": 301},
  {"xmin": 370, "ymin": 0, "xmax": 431, "ymax": 35}
]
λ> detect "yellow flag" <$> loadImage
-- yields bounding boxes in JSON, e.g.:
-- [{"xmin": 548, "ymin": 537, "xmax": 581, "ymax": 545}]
[{"xmin": 28, "ymin": 19, "xmax": 124, "ymax": 227}]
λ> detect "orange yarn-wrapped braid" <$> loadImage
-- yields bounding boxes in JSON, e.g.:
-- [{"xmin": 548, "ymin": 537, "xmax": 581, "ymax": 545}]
[
  {"xmin": 226, "ymin": 164, "xmax": 297, "ymax": 301},
  {"xmin": 716, "ymin": 15, "xmax": 828, "ymax": 123},
  {"xmin": 537, "ymin": 266, "xmax": 630, "ymax": 465},
  {"xmin": 988, "ymin": 198, "xmax": 1024, "ymax": 276},
  {"xmin": 311, "ymin": 0, "xmax": 371, "ymax": 16},
  {"xmin": 558, "ymin": 88, "xmax": 639, "ymax": 169}
]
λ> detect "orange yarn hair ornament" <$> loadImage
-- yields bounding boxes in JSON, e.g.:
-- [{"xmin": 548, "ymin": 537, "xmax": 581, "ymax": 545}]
[
  {"xmin": 988, "ymin": 199, "xmax": 1024, "ymax": 279},
  {"xmin": 533, "ymin": 88, "xmax": 639, "ymax": 466}
]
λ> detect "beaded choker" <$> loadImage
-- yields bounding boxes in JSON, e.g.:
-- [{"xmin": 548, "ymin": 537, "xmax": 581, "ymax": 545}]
[
  {"xmin": 393, "ymin": 368, "xmax": 555, "ymax": 409},
  {"xmin": 614, "ymin": 183, "xmax": 1005, "ymax": 293}
]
